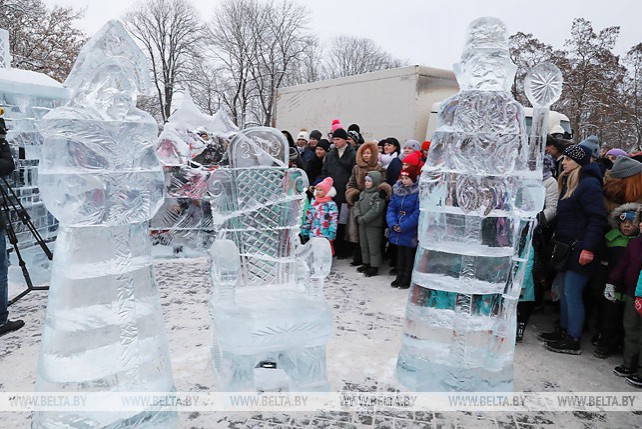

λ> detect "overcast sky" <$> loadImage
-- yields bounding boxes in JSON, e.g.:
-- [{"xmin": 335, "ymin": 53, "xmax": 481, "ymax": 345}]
[{"xmin": 44, "ymin": 0, "xmax": 640, "ymax": 70}]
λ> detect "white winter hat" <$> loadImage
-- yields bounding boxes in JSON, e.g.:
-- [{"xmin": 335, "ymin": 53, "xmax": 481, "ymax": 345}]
[{"xmin": 297, "ymin": 131, "xmax": 309, "ymax": 141}]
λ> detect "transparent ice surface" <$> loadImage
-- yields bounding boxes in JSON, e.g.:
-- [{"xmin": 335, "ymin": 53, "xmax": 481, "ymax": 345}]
[
  {"xmin": 0, "ymin": 29, "xmax": 69, "ymax": 288},
  {"xmin": 396, "ymin": 17, "xmax": 545, "ymax": 391},
  {"xmin": 32, "ymin": 20, "xmax": 176, "ymax": 428},
  {"xmin": 208, "ymin": 127, "xmax": 333, "ymax": 392},
  {"xmin": 151, "ymin": 92, "xmax": 234, "ymax": 257}
]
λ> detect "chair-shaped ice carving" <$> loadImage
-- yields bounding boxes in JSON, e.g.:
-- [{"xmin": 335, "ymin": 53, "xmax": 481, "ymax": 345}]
[{"xmin": 208, "ymin": 127, "xmax": 333, "ymax": 392}]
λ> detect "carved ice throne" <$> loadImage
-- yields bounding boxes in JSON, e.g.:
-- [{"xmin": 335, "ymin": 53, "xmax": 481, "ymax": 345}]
[{"xmin": 208, "ymin": 127, "xmax": 333, "ymax": 392}]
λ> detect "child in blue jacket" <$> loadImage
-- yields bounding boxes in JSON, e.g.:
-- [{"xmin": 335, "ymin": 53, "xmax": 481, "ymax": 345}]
[{"xmin": 386, "ymin": 165, "xmax": 420, "ymax": 289}]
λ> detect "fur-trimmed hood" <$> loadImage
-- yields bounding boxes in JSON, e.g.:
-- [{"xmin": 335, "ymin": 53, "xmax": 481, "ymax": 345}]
[
  {"xmin": 356, "ymin": 142, "xmax": 380, "ymax": 168},
  {"xmin": 608, "ymin": 202, "xmax": 642, "ymax": 228}
]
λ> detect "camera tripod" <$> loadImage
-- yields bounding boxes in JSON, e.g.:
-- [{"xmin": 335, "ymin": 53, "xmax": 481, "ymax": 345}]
[{"xmin": 0, "ymin": 176, "xmax": 53, "ymax": 305}]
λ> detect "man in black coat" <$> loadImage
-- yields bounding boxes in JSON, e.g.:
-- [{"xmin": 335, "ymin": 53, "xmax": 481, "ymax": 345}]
[
  {"xmin": 0, "ymin": 117, "xmax": 20, "ymax": 336},
  {"xmin": 321, "ymin": 128, "xmax": 356, "ymax": 258}
]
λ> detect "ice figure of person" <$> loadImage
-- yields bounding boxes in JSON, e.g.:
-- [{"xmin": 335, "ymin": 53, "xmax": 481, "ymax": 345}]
[
  {"xmin": 32, "ymin": 21, "xmax": 177, "ymax": 428},
  {"xmin": 208, "ymin": 127, "xmax": 333, "ymax": 392},
  {"xmin": 151, "ymin": 92, "xmax": 234, "ymax": 257},
  {"xmin": 395, "ymin": 17, "xmax": 545, "ymax": 391}
]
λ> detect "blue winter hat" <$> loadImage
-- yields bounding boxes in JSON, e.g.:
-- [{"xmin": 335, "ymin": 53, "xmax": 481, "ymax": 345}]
[
  {"xmin": 579, "ymin": 135, "xmax": 600, "ymax": 159},
  {"xmin": 563, "ymin": 144, "xmax": 592, "ymax": 167}
]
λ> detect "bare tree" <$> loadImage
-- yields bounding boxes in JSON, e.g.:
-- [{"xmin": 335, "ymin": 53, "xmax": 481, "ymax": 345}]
[
  {"xmin": 323, "ymin": 35, "xmax": 407, "ymax": 79},
  {"xmin": 124, "ymin": 0, "xmax": 207, "ymax": 123},
  {"xmin": 207, "ymin": 0, "xmax": 317, "ymax": 127},
  {"xmin": 0, "ymin": 0, "xmax": 86, "ymax": 81},
  {"xmin": 624, "ymin": 43, "xmax": 642, "ymax": 149},
  {"xmin": 558, "ymin": 18, "xmax": 625, "ymax": 143}
]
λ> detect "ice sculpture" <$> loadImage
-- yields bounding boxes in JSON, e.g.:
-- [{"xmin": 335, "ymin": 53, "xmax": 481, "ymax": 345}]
[
  {"xmin": 151, "ymin": 92, "xmax": 232, "ymax": 257},
  {"xmin": 32, "ymin": 21, "xmax": 177, "ymax": 428},
  {"xmin": 395, "ymin": 17, "xmax": 548, "ymax": 391},
  {"xmin": 208, "ymin": 127, "xmax": 333, "ymax": 392},
  {"xmin": 0, "ymin": 28, "xmax": 69, "ymax": 287}
]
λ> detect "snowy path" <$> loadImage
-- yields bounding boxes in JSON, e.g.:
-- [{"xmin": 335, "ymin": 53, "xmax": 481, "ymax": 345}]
[{"xmin": 1, "ymin": 257, "xmax": 639, "ymax": 428}]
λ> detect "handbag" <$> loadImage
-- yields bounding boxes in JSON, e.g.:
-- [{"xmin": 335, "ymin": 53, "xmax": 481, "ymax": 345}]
[{"xmin": 550, "ymin": 237, "xmax": 577, "ymax": 272}]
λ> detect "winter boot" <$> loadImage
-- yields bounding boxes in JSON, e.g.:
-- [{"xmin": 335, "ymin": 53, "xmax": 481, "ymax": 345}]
[
  {"xmin": 613, "ymin": 365, "xmax": 635, "ymax": 377},
  {"xmin": 357, "ymin": 264, "xmax": 371, "ymax": 273},
  {"xmin": 625, "ymin": 374, "xmax": 642, "ymax": 388},
  {"xmin": 391, "ymin": 277, "xmax": 402, "ymax": 288},
  {"xmin": 364, "ymin": 266, "xmax": 379, "ymax": 277},
  {"xmin": 516, "ymin": 322, "xmax": 526, "ymax": 343},
  {"xmin": 0, "ymin": 320, "xmax": 24, "ymax": 337},
  {"xmin": 546, "ymin": 336, "xmax": 581, "ymax": 355},
  {"xmin": 537, "ymin": 327, "xmax": 566, "ymax": 343}
]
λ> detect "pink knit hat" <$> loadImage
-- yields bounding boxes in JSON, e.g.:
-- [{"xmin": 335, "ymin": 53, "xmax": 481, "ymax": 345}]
[
  {"xmin": 316, "ymin": 177, "xmax": 334, "ymax": 195},
  {"xmin": 331, "ymin": 119, "xmax": 342, "ymax": 132}
]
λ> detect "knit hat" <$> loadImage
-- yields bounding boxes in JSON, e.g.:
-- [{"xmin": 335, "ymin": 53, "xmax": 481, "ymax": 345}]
[
  {"xmin": 421, "ymin": 140, "xmax": 431, "ymax": 151},
  {"xmin": 331, "ymin": 119, "xmax": 342, "ymax": 132},
  {"xmin": 316, "ymin": 177, "xmax": 333, "ymax": 195},
  {"xmin": 348, "ymin": 130, "xmax": 360, "ymax": 142},
  {"xmin": 402, "ymin": 150, "xmax": 422, "ymax": 167},
  {"xmin": 316, "ymin": 139, "xmax": 331, "ymax": 152},
  {"xmin": 611, "ymin": 156, "xmax": 642, "ymax": 179},
  {"xmin": 332, "ymin": 128, "xmax": 348, "ymax": 140},
  {"xmin": 403, "ymin": 139, "xmax": 421, "ymax": 151},
  {"xmin": 542, "ymin": 153, "xmax": 555, "ymax": 180},
  {"xmin": 400, "ymin": 165, "xmax": 419, "ymax": 183},
  {"xmin": 579, "ymin": 135, "xmax": 600, "ymax": 159},
  {"xmin": 563, "ymin": 144, "xmax": 592, "ymax": 167},
  {"xmin": 348, "ymin": 123, "xmax": 360, "ymax": 133},
  {"xmin": 297, "ymin": 130, "xmax": 309, "ymax": 141},
  {"xmin": 606, "ymin": 148, "xmax": 627, "ymax": 158},
  {"xmin": 608, "ymin": 202, "xmax": 642, "ymax": 228},
  {"xmin": 309, "ymin": 130, "xmax": 322, "ymax": 140}
]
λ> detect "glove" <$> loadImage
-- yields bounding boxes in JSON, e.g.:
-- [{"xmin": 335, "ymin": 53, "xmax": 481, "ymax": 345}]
[
  {"xmin": 603, "ymin": 284, "xmax": 617, "ymax": 302},
  {"xmin": 579, "ymin": 250, "xmax": 594, "ymax": 266},
  {"xmin": 393, "ymin": 225, "xmax": 401, "ymax": 233},
  {"xmin": 635, "ymin": 297, "xmax": 642, "ymax": 316}
]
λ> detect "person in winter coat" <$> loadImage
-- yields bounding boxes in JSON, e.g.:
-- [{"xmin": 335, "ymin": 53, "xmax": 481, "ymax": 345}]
[
  {"xmin": 305, "ymin": 139, "xmax": 330, "ymax": 185},
  {"xmin": 516, "ymin": 154, "xmax": 559, "ymax": 342},
  {"xmin": 382, "ymin": 137, "xmax": 403, "ymax": 187},
  {"xmin": 353, "ymin": 171, "xmax": 387, "ymax": 277},
  {"xmin": 387, "ymin": 165, "xmax": 421, "ymax": 289},
  {"xmin": 606, "ymin": 214, "xmax": 642, "ymax": 388},
  {"xmin": 603, "ymin": 156, "xmax": 642, "ymax": 213},
  {"xmin": 594, "ymin": 203, "xmax": 641, "ymax": 358},
  {"xmin": 538, "ymin": 145, "xmax": 608, "ymax": 355},
  {"xmin": 321, "ymin": 128, "xmax": 356, "ymax": 258},
  {"xmin": 616, "ymin": 266, "xmax": 642, "ymax": 387},
  {"xmin": 301, "ymin": 177, "xmax": 338, "ymax": 255},
  {"xmin": 345, "ymin": 141, "xmax": 392, "ymax": 265}
]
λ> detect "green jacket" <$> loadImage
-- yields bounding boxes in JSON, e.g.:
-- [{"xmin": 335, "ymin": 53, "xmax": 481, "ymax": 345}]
[{"xmin": 353, "ymin": 171, "xmax": 386, "ymax": 228}]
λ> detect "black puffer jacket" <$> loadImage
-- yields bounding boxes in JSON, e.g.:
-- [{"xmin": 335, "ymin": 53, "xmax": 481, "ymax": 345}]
[
  {"xmin": 0, "ymin": 137, "xmax": 15, "ymax": 230},
  {"xmin": 321, "ymin": 145, "xmax": 356, "ymax": 207}
]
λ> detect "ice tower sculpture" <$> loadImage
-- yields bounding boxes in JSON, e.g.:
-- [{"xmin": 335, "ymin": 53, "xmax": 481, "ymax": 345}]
[
  {"xmin": 0, "ymin": 28, "xmax": 69, "ymax": 287},
  {"xmin": 208, "ymin": 127, "xmax": 333, "ymax": 392},
  {"xmin": 32, "ymin": 21, "xmax": 177, "ymax": 428},
  {"xmin": 151, "ymin": 92, "xmax": 236, "ymax": 257},
  {"xmin": 395, "ymin": 17, "xmax": 550, "ymax": 391}
]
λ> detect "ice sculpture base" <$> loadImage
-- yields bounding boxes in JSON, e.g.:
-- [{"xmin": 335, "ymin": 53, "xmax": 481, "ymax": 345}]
[
  {"xmin": 211, "ymin": 286, "xmax": 333, "ymax": 392},
  {"xmin": 396, "ymin": 357, "xmax": 513, "ymax": 392},
  {"xmin": 33, "ymin": 409, "xmax": 177, "ymax": 429}
]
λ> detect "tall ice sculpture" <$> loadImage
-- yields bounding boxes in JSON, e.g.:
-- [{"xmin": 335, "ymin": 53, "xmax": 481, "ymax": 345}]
[
  {"xmin": 208, "ymin": 127, "xmax": 333, "ymax": 391},
  {"xmin": 395, "ymin": 17, "xmax": 550, "ymax": 391},
  {"xmin": 32, "ymin": 21, "xmax": 177, "ymax": 428}
]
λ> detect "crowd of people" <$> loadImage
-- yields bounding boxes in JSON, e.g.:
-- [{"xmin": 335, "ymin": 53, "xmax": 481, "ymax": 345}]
[{"xmin": 292, "ymin": 120, "xmax": 642, "ymax": 389}]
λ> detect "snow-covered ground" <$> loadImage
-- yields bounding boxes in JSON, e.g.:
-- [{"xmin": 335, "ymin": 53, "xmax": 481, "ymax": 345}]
[{"xmin": 1, "ymin": 256, "xmax": 639, "ymax": 428}]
